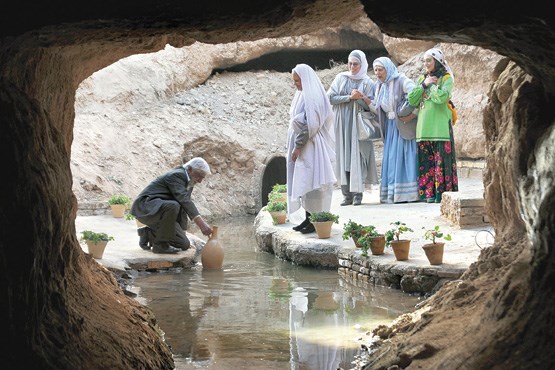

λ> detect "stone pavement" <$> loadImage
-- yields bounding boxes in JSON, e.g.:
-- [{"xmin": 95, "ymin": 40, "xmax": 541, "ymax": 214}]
[
  {"xmin": 254, "ymin": 175, "xmax": 494, "ymax": 293},
  {"xmin": 75, "ymin": 175, "xmax": 494, "ymax": 287}
]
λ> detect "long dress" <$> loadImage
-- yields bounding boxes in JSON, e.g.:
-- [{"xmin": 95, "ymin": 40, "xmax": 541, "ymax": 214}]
[
  {"xmin": 377, "ymin": 75, "xmax": 419, "ymax": 203},
  {"xmin": 408, "ymin": 73, "xmax": 459, "ymax": 202},
  {"xmin": 327, "ymin": 74, "xmax": 378, "ymax": 196}
]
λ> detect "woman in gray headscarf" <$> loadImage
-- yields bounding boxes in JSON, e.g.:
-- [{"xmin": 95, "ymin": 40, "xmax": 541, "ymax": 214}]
[{"xmin": 327, "ymin": 50, "xmax": 378, "ymax": 206}]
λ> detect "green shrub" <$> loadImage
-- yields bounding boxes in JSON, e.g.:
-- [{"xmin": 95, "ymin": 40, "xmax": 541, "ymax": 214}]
[
  {"xmin": 309, "ymin": 211, "xmax": 339, "ymax": 223},
  {"xmin": 272, "ymin": 184, "xmax": 287, "ymax": 193},
  {"xmin": 266, "ymin": 201, "xmax": 287, "ymax": 212},
  {"xmin": 108, "ymin": 194, "xmax": 130, "ymax": 206},
  {"xmin": 80, "ymin": 230, "xmax": 114, "ymax": 243},
  {"xmin": 385, "ymin": 221, "xmax": 413, "ymax": 246}
]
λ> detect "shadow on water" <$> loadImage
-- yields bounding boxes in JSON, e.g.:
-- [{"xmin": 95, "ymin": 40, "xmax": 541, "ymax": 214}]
[{"xmin": 132, "ymin": 216, "xmax": 421, "ymax": 370}]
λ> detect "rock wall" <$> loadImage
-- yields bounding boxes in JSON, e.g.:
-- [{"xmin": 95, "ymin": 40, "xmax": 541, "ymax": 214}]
[{"xmin": 1, "ymin": 0, "xmax": 554, "ymax": 369}]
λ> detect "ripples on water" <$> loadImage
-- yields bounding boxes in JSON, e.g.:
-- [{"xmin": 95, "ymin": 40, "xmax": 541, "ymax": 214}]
[{"xmin": 132, "ymin": 216, "xmax": 420, "ymax": 369}]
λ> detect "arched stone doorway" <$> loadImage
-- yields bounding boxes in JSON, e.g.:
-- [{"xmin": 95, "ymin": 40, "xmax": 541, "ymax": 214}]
[{"xmin": 260, "ymin": 155, "xmax": 286, "ymax": 207}]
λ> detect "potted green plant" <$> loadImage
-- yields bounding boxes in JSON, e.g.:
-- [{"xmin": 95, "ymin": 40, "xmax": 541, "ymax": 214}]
[
  {"xmin": 342, "ymin": 219, "xmax": 364, "ymax": 248},
  {"xmin": 309, "ymin": 211, "xmax": 339, "ymax": 239},
  {"xmin": 80, "ymin": 230, "xmax": 114, "ymax": 259},
  {"xmin": 422, "ymin": 225, "xmax": 452, "ymax": 265},
  {"xmin": 385, "ymin": 221, "xmax": 413, "ymax": 261},
  {"xmin": 125, "ymin": 212, "xmax": 145, "ymax": 228},
  {"xmin": 266, "ymin": 200, "xmax": 287, "ymax": 225},
  {"xmin": 269, "ymin": 183, "xmax": 287, "ymax": 203},
  {"xmin": 108, "ymin": 194, "xmax": 130, "ymax": 218}
]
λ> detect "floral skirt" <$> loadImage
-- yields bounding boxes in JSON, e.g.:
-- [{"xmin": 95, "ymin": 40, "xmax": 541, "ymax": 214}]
[{"xmin": 417, "ymin": 125, "xmax": 459, "ymax": 202}]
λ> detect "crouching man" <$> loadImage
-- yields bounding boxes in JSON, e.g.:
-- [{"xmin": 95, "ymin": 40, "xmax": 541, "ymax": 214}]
[{"xmin": 131, "ymin": 157, "xmax": 213, "ymax": 254}]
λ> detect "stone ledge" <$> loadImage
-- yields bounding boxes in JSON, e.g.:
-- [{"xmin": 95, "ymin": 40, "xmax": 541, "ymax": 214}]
[
  {"xmin": 254, "ymin": 210, "xmax": 476, "ymax": 295},
  {"xmin": 441, "ymin": 190, "xmax": 490, "ymax": 228}
]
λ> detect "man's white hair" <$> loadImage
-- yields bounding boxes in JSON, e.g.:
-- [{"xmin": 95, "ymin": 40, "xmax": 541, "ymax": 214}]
[{"xmin": 183, "ymin": 157, "xmax": 211, "ymax": 175}]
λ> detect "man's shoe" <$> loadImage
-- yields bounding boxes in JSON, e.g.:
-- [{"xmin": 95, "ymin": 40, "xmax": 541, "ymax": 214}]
[
  {"xmin": 300, "ymin": 223, "xmax": 316, "ymax": 234},
  {"xmin": 340, "ymin": 198, "xmax": 353, "ymax": 206},
  {"xmin": 152, "ymin": 243, "xmax": 180, "ymax": 254},
  {"xmin": 353, "ymin": 199, "xmax": 362, "ymax": 206},
  {"xmin": 137, "ymin": 227, "xmax": 151, "ymax": 250}
]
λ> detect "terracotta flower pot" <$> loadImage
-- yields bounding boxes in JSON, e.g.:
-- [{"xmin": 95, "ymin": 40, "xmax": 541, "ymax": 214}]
[
  {"xmin": 370, "ymin": 235, "xmax": 386, "ymax": 255},
  {"xmin": 422, "ymin": 242, "xmax": 445, "ymax": 265},
  {"xmin": 313, "ymin": 221, "xmax": 334, "ymax": 239},
  {"xmin": 86, "ymin": 240, "xmax": 108, "ymax": 259},
  {"xmin": 269, "ymin": 211, "xmax": 287, "ymax": 225},
  {"xmin": 391, "ymin": 239, "xmax": 411, "ymax": 261},
  {"xmin": 110, "ymin": 204, "xmax": 126, "ymax": 218}
]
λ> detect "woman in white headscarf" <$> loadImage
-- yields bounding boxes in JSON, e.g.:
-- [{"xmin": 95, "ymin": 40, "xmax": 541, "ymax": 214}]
[
  {"xmin": 408, "ymin": 47, "xmax": 459, "ymax": 203},
  {"xmin": 327, "ymin": 50, "xmax": 378, "ymax": 206},
  {"xmin": 286, "ymin": 64, "xmax": 337, "ymax": 234},
  {"xmin": 372, "ymin": 56, "xmax": 419, "ymax": 203}
]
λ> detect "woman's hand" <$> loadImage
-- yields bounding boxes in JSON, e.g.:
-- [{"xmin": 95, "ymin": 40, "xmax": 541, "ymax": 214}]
[
  {"xmin": 423, "ymin": 75, "xmax": 438, "ymax": 87},
  {"xmin": 350, "ymin": 89, "xmax": 364, "ymax": 100},
  {"xmin": 398, "ymin": 113, "xmax": 417, "ymax": 122},
  {"xmin": 291, "ymin": 147, "xmax": 302, "ymax": 161}
]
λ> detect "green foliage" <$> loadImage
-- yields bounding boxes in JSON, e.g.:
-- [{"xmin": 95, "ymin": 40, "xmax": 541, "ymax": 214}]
[
  {"xmin": 272, "ymin": 184, "xmax": 287, "ymax": 193},
  {"xmin": 309, "ymin": 211, "xmax": 339, "ymax": 223},
  {"xmin": 385, "ymin": 221, "xmax": 413, "ymax": 246},
  {"xmin": 108, "ymin": 194, "xmax": 130, "ymax": 206},
  {"xmin": 357, "ymin": 234, "xmax": 372, "ymax": 257},
  {"xmin": 266, "ymin": 201, "xmax": 287, "ymax": 212},
  {"xmin": 124, "ymin": 212, "xmax": 135, "ymax": 221},
  {"xmin": 342, "ymin": 219, "xmax": 363, "ymax": 240},
  {"xmin": 80, "ymin": 230, "xmax": 114, "ymax": 243},
  {"xmin": 343, "ymin": 220, "xmax": 380, "ymax": 240},
  {"xmin": 422, "ymin": 225, "xmax": 452, "ymax": 244}
]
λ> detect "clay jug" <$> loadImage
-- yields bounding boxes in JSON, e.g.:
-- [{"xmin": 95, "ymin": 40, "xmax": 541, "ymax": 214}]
[{"xmin": 201, "ymin": 226, "xmax": 224, "ymax": 269}]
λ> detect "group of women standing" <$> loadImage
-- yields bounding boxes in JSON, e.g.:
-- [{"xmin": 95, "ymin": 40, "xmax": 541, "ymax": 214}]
[{"xmin": 285, "ymin": 48, "xmax": 459, "ymax": 233}]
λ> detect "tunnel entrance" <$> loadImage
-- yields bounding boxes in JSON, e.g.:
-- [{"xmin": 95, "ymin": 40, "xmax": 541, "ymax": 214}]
[
  {"xmin": 261, "ymin": 156, "xmax": 287, "ymax": 207},
  {"xmin": 214, "ymin": 47, "xmax": 388, "ymax": 73}
]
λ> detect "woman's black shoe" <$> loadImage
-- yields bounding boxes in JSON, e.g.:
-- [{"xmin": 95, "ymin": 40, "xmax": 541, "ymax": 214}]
[
  {"xmin": 292, "ymin": 211, "xmax": 311, "ymax": 231},
  {"xmin": 300, "ymin": 223, "xmax": 316, "ymax": 234},
  {"xmin": 293, "ymin": 219, "xmax": 310, "ymax": 231}
]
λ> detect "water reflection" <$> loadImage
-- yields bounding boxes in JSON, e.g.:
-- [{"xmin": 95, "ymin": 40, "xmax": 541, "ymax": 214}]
[{"xmin": 133, "ymin": 217, "xmax": 420, "ymax": 369}]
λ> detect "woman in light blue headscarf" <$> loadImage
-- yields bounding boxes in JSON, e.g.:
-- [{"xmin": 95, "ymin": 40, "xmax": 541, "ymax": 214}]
[
  {"xmin": 327, "ymin": 50, "xmax": 378, "ymax": 206},
  {"xmin": 372, "ymin": 56, "xmax": 419, "ymax": 203}
]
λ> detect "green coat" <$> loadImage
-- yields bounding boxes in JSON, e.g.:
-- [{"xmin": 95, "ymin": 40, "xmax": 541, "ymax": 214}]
[{"xmin": 408, "ymin": 74, "xmax": 453, "ymax": 141}]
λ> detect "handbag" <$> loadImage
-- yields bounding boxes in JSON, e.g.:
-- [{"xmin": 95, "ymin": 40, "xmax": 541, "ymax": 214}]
[
  {"xmin": 396, "ymin": 94, "xmax": 418, "ymax": 140},
  {"xmin": 356, "ymin": 108, "xmax": 381, "ymax": 141}
]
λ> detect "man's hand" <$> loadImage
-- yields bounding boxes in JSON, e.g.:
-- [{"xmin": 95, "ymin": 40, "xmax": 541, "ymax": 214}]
[{"xmin": 194, "ymin": 215, "xmax": 213, "ymax": 236}]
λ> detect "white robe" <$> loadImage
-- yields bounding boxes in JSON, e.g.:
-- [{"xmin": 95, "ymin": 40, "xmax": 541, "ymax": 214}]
[{"xmin": 286, "ymin": 64, "xmax": 337, "ymax": 217}]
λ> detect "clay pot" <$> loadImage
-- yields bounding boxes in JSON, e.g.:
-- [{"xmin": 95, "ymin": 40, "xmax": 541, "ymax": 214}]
[
  {"xmin": 86, "ymin": 240, "xmax": 108, "ymax": 259},
  {"xmin": 422, "ymin": 242, "xmax": 445, "ymax": 265},
  {"xmin": 369, "ymin": 235, "xmax": 386, "ymax": 255},
  {"xmin": 269, "ymin": 211, "xmax": 287, "ymax": 225},
  {"xmin": 110, "ymin": 204, "xmax": 126, "ymax": 218},
  {"xmin": 201, "ymin": 226, "xmax": 224, "ymax": 269},
  {"xmin": 391, "ymin": 239, "xmax": 411, "ymax": 261},
  {"xmin": 313, "ymin": 221, "xmax": 334, "ymax": 239}
]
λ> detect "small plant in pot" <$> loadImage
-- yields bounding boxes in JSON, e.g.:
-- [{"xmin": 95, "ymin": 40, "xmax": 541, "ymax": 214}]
[
  {"xmin": 309, "ymin": 211, "xmax": 339, "ymax": 239},
  {"xmin": 108, "ymin": 194, "xmax": 130, "ymax": 218},
  {"xmin": 342, "ymin": 219, "xmax": 364, "ymax": 248},
  {"xmin": 80, "ymin": 230, "xmax": 114, "ymax": 259},
  {"xmin": 269, "ymin": 183, "xmax": 287, "ymax": 203},
  {"xmin": 385, "ymin": 221, "xmax": 413, "ymax": 261},
  {"xmin": 422, "ymin": 225, "xmax": 452, "ymax": 265},
  {"xmin": 266, "ymin": 200, "xmax": 287, "ymax": 225}
]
